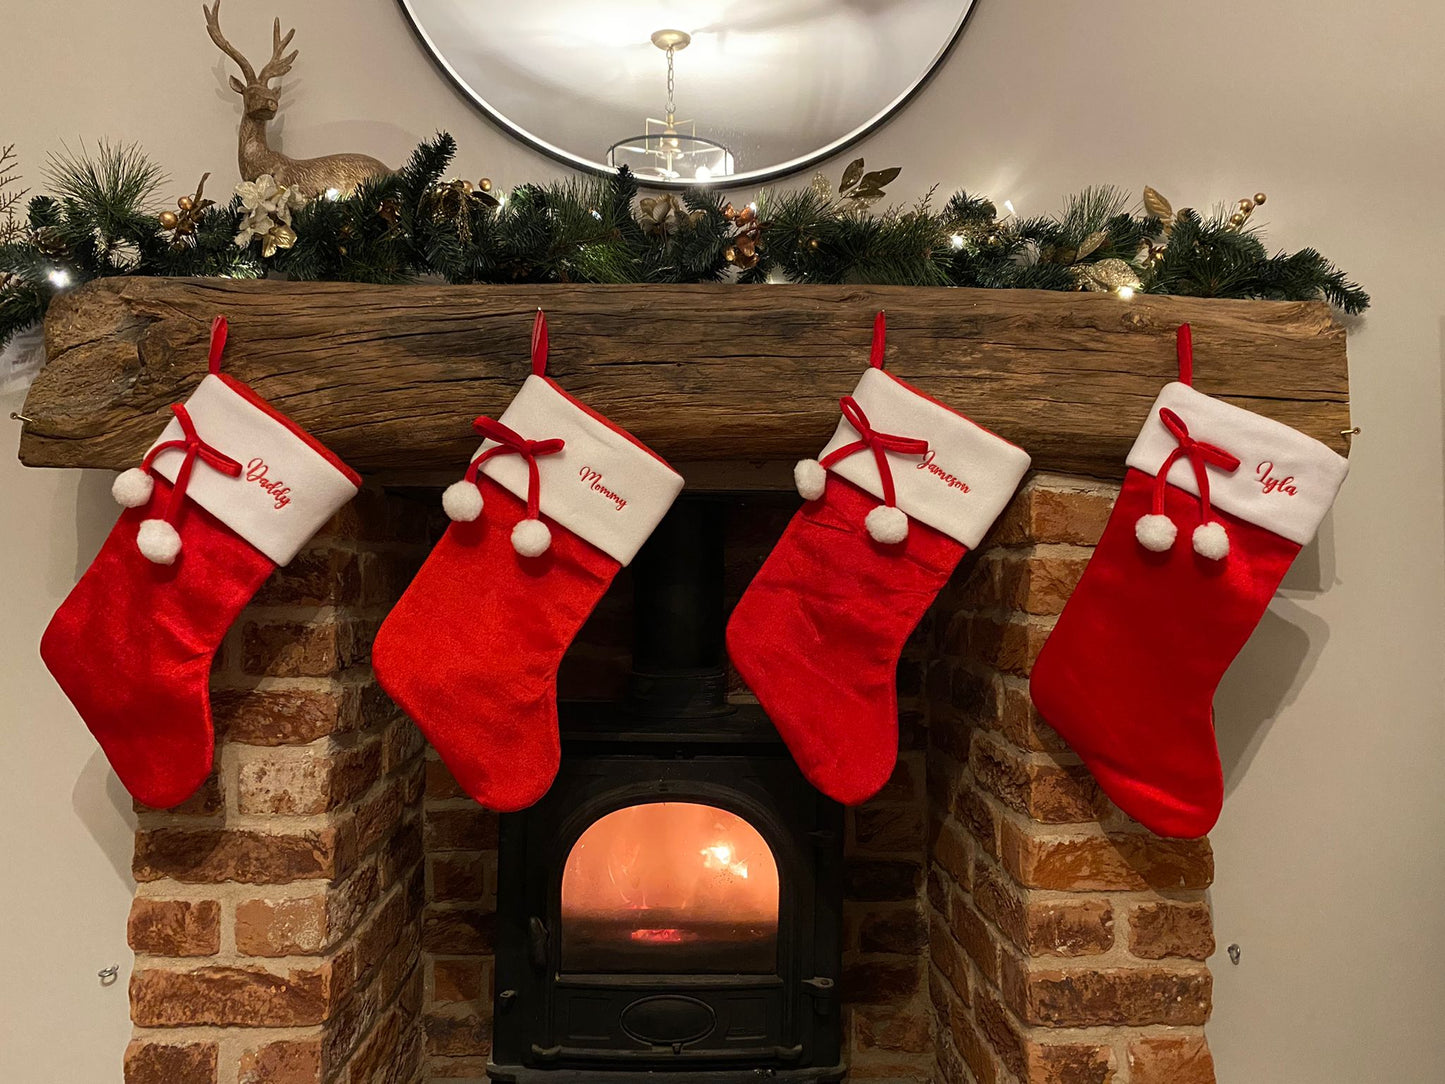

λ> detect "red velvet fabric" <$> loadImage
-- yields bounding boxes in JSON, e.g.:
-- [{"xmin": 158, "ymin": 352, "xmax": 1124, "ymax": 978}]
[
  {"xmin": 726, "ymin": 475, "xmax": 966, "ymax": 805},
  {"xmin": 372, "ymin": 479, "xmax": 619, "ymax": 811},
  {"xmin": 1030, "ymin": 469, "xmax": 1301, "ymax": 838},
  {"xmin": 40, "ymin": 479, "xmax": 275, "ymax": 808}
]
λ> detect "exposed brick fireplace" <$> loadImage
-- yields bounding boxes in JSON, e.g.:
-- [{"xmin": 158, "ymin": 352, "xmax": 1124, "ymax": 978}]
[{"xmin": 121, "ymin": 474, "xmax": 1217, "ymax": 1084}]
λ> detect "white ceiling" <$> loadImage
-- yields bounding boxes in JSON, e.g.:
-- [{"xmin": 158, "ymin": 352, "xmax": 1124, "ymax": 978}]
[{"xmin": 404, "ymin": 0, "xmax": 973, "ymax": 177}]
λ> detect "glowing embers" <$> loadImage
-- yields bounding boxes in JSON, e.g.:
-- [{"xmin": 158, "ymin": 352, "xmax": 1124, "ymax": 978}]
[{"xmin": 560, "ymin": 801, "xmax": 780, "ymax": 973}]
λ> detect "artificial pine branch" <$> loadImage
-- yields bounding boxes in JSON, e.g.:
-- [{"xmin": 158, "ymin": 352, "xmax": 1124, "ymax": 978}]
[{"xmin": 0, "ymin": 132, "xmax": 1370, "ymax": 340}]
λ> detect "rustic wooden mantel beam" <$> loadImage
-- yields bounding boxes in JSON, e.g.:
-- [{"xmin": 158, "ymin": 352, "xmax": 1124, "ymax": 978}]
[{"xmin": 17, "ymin": 278, "xmax": 1350, "ymax": 478}]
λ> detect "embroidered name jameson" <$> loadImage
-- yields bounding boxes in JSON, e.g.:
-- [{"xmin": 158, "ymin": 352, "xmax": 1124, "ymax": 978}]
[
  {"xmin": 578, "ymin": 466, "xmax": 627, "ymax": 511},
  {"xmin": 1256, "ymin": 461, "xmax": 1299, "ymax": 496},
  {"xmin": 246, "ymin": 458, "xmax": 293, "ymax": 509},
  {"xmin": 916, "ymin": 449, "xmax": 971, "ymax": 493}
]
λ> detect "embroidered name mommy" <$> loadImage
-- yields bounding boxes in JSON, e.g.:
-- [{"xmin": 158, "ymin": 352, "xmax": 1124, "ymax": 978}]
[
  {"xmin": 578, "ymin": 466, "xmax": 627, "ymax": 511},
  {"xmin": 246, "ymin": 458, "xmax": 293, "ymax": 509},
  {"xmin": 916, "ymin": 449, "xmax": 970, "ymax": 493},
  {"xmin": 1256, "ymin": 460, "xmax": 1298, "ymax": 496}
]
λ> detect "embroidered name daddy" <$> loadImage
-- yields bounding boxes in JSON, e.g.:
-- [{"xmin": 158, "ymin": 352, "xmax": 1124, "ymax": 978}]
[
  {"xmin": 915, "ymin": 449, "xmax": 970, "ymax": 494},
  {"xmin": 578, "ymin": 466, "xmax": 627, "ymax": 511},
  {"xmin": 246, "ymin": 458, "xmax": 292, "ymax": 509}
]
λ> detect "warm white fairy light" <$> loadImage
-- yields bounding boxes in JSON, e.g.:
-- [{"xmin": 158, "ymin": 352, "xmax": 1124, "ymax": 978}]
[
  {"xmin": 47, "ymin": 268, "xmax": 71, "ymax": 288},
  {"xmin": 1116, "ymin": 285, "xmax": 1136, "ymax": 300},
  {"xmin": 1002, "ymin": 199, "xmax": 1016, "ymax": 219},
  {"xmin": 950, "ymin": 233, "xmax": 965, "ymax": 250},
  {"xmin": 323, "ymin": 187, "xmax": 341, "ymax": 201}
]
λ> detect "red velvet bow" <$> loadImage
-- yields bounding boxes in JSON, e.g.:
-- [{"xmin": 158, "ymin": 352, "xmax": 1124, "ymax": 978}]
[
  {"xmin": 1150, "ymin": 407, "xmax": 1240, "ymax": 523},
  {"xmin": 141, "ymin": 402, "xmax": 244, "ymax": 527},
  {"xmin": 463, "ymin": 415, "xmax": 566, "ymax": 519},
  {"xmin": 819, "ymin": 395, "xmax": 930, "ymax": 509}
]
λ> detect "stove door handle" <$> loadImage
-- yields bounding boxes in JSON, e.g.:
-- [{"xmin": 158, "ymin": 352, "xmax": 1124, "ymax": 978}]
[{"xmin": 528, "ymin": 916, "xmax": 550, "ymax": 971}]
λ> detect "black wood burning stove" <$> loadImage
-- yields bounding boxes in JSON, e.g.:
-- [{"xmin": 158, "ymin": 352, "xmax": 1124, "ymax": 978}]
[{"xmin": 489, "ymin": 500, "xmax": 846, "ymax": 1082}]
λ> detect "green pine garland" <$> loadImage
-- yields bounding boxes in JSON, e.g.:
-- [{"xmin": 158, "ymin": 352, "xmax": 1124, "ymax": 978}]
[{"xmin": 0, "ymin": 132, "xmax": 1369, "ymax": 352}]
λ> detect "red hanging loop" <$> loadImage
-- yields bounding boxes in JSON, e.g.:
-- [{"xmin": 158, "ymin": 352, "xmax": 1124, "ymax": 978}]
[
  {"xmin": 1148, "ymin": 407, "xmax": 1240, "ymax": 525},
  {"xmin": 1176, "ymin": 323, "xmax": 1193, "ymax": 386},
  {"xmin": 818, "ymin": 395, "xmax": 929, "ymax": 509},
  {"xmin": 208, "ymin": 316, "xmax": 228, "ymax": 375},
  {"xmin": 869, "ymin": 311, "xmax": 887, "ymax": 369},
  {"xmin": 463, "ymin": 415, "xmax": 565, "ymax": 520},
  {"xmin": 531, "ymin": 309, "xmax": 549, "ymax": 377},
  {"xmin": 141, "ymin": 402, "xmax": 244, "ymax": 528}
]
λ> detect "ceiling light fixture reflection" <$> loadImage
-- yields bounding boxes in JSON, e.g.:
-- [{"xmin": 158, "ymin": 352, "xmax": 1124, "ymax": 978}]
[{"xmin": 605, "ymin": 29, "xmax": 735, "ymax": 183}]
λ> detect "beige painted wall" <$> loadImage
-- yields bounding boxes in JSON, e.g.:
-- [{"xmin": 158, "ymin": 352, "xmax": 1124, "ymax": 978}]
[{"xmin": 2, "ymin": 0, "xmax": 1442, "ymax": 1079}]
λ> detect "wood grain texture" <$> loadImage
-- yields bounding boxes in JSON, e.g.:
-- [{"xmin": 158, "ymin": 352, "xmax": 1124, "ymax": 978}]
[{"xmin": 17, "ymin": 278, "xmax": 1351, "ymax": 479}]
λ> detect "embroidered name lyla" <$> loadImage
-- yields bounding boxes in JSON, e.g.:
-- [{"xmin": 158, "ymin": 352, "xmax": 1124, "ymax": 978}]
[
  {"xmin": 578, "ymin": 466, "xmax": 627, "ymax": 511},
  {"xmin": 916, "ymin": 449, "xmax": 970, "ymax": 493},
  {"xmin": 1256, "ymin": 461, "xmax": 1298, "ymax": 497},
  {"xmin": 246, "ymin": 458, "xmax": 292, "ymax": 509}
]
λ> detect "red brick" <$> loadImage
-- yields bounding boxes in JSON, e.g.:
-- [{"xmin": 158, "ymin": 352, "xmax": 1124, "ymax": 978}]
[
  {"xmin": 127, "ymin": 898, "xmax": 221, "ymax": 957},
  {"xmin": 950, "ymin": 1001, "xmax": 1003, "ymax": 1084},
  {"xmin": 841, "ymin": 959, "xmax": 922, "ymax": 1004},
  {"xmin": 973, "ymin": 982, "xmax": 1027, "ymax": 1077},
  {"xmin": 1001, "ymin": 821, "xmax": 1213, "ymax": 892},
  {"xmin": 844, "ymin": 858, "xmax": 922, "ymax": 902},
  {"xmin": 425, "ymin": 758, "xmax": 467, "ymax": 799},
  {"xmin": 130, "ymin": 964, "xmax": 333, "ymax": 1027},
  {"xmin": 1025, "ymin": 1039, "xmax": 1117, "ymax": 1084},
  {"xmin": 133, "ymin": 827, "xmax": 343, "ymax": 884},
  {"xmin": 1129, "ymin": 900, "xmax": 1215, "ymax": 960},
  {"xmin": 213, "ymin": 687, "xmax": 354, "ymax": 746},
  {"xmin": 252, "ymin": 547, "xmax": 361, "ymax": 607},
  {"xmin": 955, "ymin": 786, "xmax": 1000, "ymax": 858},
  {"xmin": 422, "ymin": 906, "xmax": 495, "ymax": 955},
  {"xmin": 431, "ymin": 853, "xmax": 490, "ymax": 902},
  {"xmin": 432, "ymin": 959, "xmax": 485, "ymax": 1003},
  {"xmin": 237, "ymin": 750, "xmax": 333, "ymax": 815},
  {"xmin": 854, "ymin": 804, "xmax": 925, "ymax": 852},
  {"xmin": 970, "ymin": 732, "xmax": 1098, "ymax": 823},
  {"xmin": 958, "ymin": 615, "xmax": 1051, "ymax": 677},
  {"xmin": 1128, "ymin": 1035, "xmax": 1215, "ymax": 1084},
  {"xmin": 972, "ymin": 861, "xmax": 1113, "ymax": 957},
  {"xmin": 988, "ymin": 481, "xmax": 1116, "ymax": 547},
  {"xmin": 1002, "ymin": 959, "xmax": 1212, "ymax": 1027},
  {"xmin": 236, "ymin": 895, "xmax": 329, "ymax": 956},
  {"xmin": 425, "ymin": 807, "xmax": 500, "ymax": 851},
  {"xmin": 996, "ymin": 678, "xmax": 1071, "ymax": 753},
  {"xmin": 930, "ymin": 815, "xmax": 972, "ymax": 891},
  {"xmin": 425, "ymin": 1006, "xmax": 493, "ymax": 1056},
  {"xmin": 238, "ymin": 1038, "xmax": 322, "ymax": 1084},
  {"xmin": 242, "ymin": 619, "xmax": 369, "ymax": 678},
  {"xmin": 124, "ymin": 1040, "xmax": 217, "ymax": 1084},
  {"xmin": 858, "ymin": 905, "xmax": 927, "ymax": 954},
  {"xmin": 951, "ymin": 897, "xmax": 999, "ymax": 985},
  {"xmin": 929, "ymin": 913, "xmax": 970, "ymax": 1006}
]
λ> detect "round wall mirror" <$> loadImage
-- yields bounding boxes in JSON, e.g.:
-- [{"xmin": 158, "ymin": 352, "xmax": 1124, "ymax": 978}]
[{"xmin": 400, "ymin": 0, "xmax": 976, "ymax": 187}]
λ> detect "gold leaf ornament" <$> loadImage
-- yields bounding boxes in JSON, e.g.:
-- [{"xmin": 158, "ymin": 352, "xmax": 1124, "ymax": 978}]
[
  {"xmin": 1142, "ymin": 186, "xmax": 1173, "ymax": 222},
  {"xmin": 1074, "ymin": 229, "xmax": 1108, "ymax": 261},
  {"xmin": 840, "ymin": 158, "xmax": 865, "ymax": 192}
]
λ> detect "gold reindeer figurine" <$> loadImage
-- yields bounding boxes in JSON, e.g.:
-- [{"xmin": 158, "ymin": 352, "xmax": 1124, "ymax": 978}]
[{"xmin": 204, "ymin": 1, "xmax": 391, "ymax": 197}]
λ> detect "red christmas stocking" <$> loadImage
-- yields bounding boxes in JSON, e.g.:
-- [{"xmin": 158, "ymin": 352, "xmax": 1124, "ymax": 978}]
[
  {"xmin": 372, "ymin": 312, "xmax": 684, "ymax": 811},
  {"xmin": 41, "ymin": 318, "xmax": 360, "ymax": 808},
  {"xmin": 727, "ymin": 314, "xmax": 1031, "ymax": 805},
  {"xmin": 1030, "ymin": 326, "xmax": 1350, "ymax": 838}
]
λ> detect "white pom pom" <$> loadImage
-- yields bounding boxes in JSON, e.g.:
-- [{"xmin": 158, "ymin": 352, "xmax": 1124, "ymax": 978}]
[
  {"xmin": 442, "ymin": 480, "xmax": 484, "ymax": 522},
  {"xmin": 794, "ymin": 458, "xmax": 827, "ymax": 501},
  {"xmin": 112, "ymin": 467, "xmax": 154, "ymax": 508},
  {"xmin": 137, "ymin": 519, "xmax": 182, "ymax": 565},
  {"xmin": 512, "ymin": 518, "xmax": 552, "ymax": 557},
  {"xmin": 865, "ymin": 504, "xmax": 909, "ymax": 545},
  {"xmin": 1135, "ymin": 513, "xmax": 1178, "ymax": 552},
  {"xmin": 1192, "ymin": 520, "xmax": 1230, "ymax": 560}
]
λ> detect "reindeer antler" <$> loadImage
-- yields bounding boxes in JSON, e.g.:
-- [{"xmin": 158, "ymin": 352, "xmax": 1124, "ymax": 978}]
[
  {"xmin": 257, "ymin": 18, "xmax": 298, "ymax": 85},
  {"xmin": 203, "ymin": 1, "xmax": 256, "ymax": 84}
]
